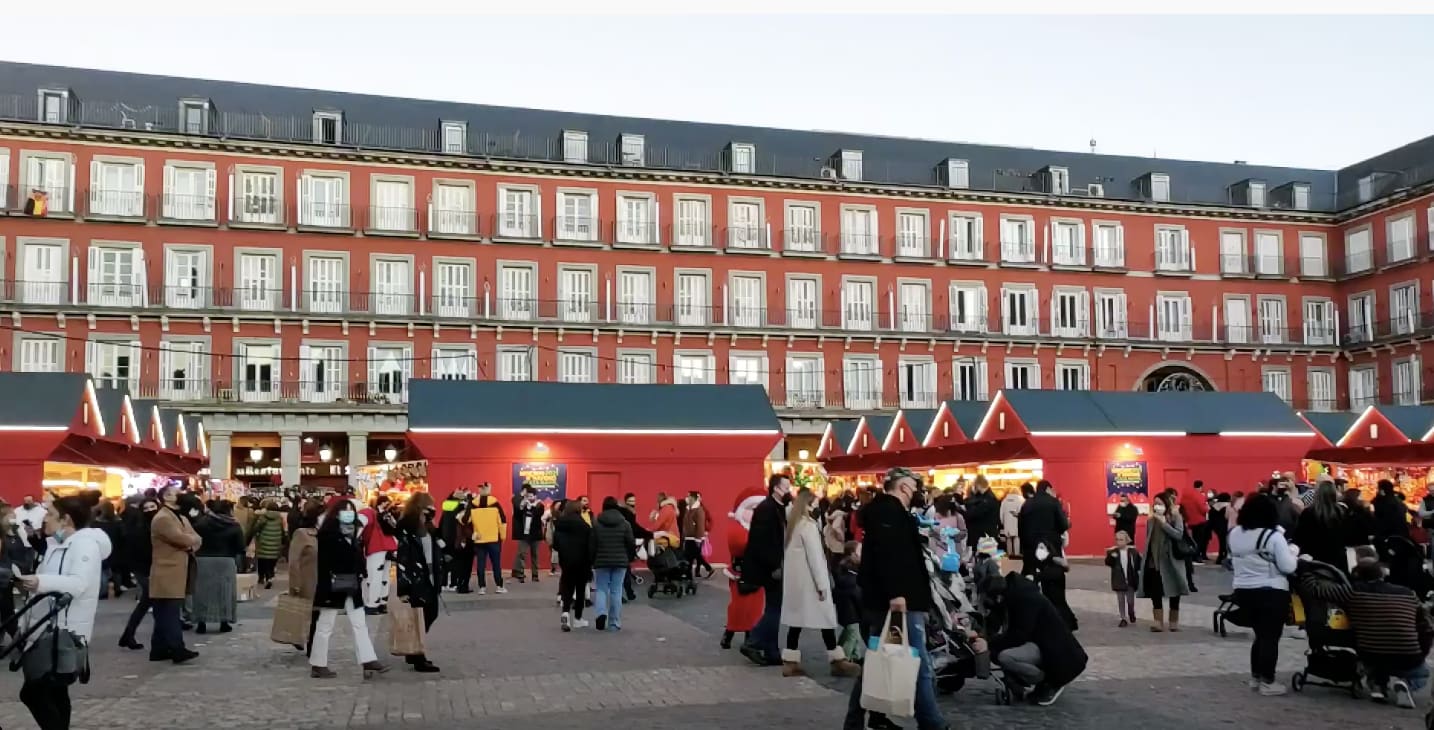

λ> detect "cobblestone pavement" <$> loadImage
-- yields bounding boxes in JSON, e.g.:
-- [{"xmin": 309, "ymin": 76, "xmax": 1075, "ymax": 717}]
[{"xmin": 0, "ymin": 562, "xmax": 1425, "ymax": 729}]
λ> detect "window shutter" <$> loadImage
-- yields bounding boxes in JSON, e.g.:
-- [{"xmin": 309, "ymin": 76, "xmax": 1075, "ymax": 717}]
[
  {"xmin": 190, "ymin": 341, "xmax": 206, "ymax": 385},
  {"xmin": 366, "ymin": 346, "xmax": 378, "ymax": 391},
  {"xmin": 297, "ymin": 174, "xmax": 307, "ymax": 223},
  {"xmin": 400, "ymin": 348, "xmax": 412, "ymax": 395},
  {"xmin": 162, "ymin": 165, "xmax": 174, "ymax": 217},
  {"xmin": 0, "ymin": 152, "xmax": 9, "ymax": 209},
  {"xmin": 128, "ymin": 341, "xmax": 142, "ymax": 390},
  {"xmin": 86, "ymin": 246, "xmax": 97, "ymax": 300},
  {"xmin": 84, "ymin": 340, "xmax": 97, "ymax": 379},
  {"xmin": 204, "ymin": 169, "xmax": 217, "ymax": 219},
  {"xmin": 133, "ymin": 247, "xmax": 146, "ymax": 304},
  {"xmin": 88, "ymin": 160, "xmax": 100, "ymax": 210},
  {"xmin": 158, "ymin": 342, "xmax": 172, "ymax": 392},
  {"xmin": 1079, "ymin": 290, "xmax": 1090, "ymax": 332},
  {"xmin": 134, "ymin": 161, "xmax": 144, "ymax": 195}
]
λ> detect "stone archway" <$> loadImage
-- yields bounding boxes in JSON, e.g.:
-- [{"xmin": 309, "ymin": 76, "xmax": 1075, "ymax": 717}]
[{"xmin": 1136, "ymin": 363, "xmax": 1216, "ymax": 393}]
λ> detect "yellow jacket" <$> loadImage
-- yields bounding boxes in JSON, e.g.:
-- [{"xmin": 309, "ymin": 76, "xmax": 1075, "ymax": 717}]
[{"xmin": 471, "ymin": 496, "xmax": 507, "ymax": 543}]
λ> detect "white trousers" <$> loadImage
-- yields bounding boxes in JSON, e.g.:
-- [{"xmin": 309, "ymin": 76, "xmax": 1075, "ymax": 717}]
[
  {"xmin": 310, "ymin": 596, "xmax": 378, "ymax": 668},
  {"xmin": 363, "ymin": 552, "xmax": 390, "ymax": 608}
]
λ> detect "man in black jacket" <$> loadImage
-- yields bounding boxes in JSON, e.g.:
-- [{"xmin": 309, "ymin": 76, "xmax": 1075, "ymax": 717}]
[
  {"xmin": 962, "ymin": 477, "xmax": 1000, "ymax": 550},
  {"xmin": 739, "ymin": 473, "xmax": 791, "ymax": 667},
  {"xmin": 621, "ymin": 493, "xmax": 654, "ymax": 601},
  {"xmin": 843, "ymin": 467, "xmax": 949, "ymax": 730},
  {"xmin": 510, "ymin": 484, "xmax": 546, "ymax": 583},
  {"xmin": 1017, "ymin": 480, "xmax": 1069, "ymax": 575},
  {"xmin": 984, "ymin": 572, "xmax": 1089, "ymax": 706}
]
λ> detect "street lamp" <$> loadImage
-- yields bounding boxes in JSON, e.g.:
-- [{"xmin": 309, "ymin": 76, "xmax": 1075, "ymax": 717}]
[
  {"xmin": 248, "ymin": 448, "xmax": 263, "ymax": 463},
  {"xmin": 318, "ymin": 445, "xmax": 333, "ymax": 462},
  {"xmin": 384, "ymin": 445, "xmax": 398, "ymax": 462}
]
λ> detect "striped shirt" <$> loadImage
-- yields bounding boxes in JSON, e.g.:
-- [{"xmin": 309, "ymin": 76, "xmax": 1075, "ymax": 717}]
[{"xmin": 1300, "ymin": 574, "xmax": 1434, "ymax": 661}]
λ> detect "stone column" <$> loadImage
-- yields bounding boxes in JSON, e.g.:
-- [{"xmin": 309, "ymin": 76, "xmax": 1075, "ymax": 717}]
[
  {"xmin": 347, "ymin": 432, "xmax": 369, "ymax": 490},
  {"xmin": 279, "ymin": 432, "xmax": 302, "ymax": 488},
  {"xmin": 208, "ymin": 431, "xmax": 233, "ymax": 480}
]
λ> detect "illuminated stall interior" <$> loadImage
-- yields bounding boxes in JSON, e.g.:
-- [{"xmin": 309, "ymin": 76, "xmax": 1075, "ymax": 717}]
[{"xmin": 1302, "ymin": 406, "xmax": 1434, "ymax": 508}]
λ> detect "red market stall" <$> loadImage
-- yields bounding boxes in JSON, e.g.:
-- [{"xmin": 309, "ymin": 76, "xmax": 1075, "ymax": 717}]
[
  {"xmin": 406, "ymin": 379, "xmax": 782, "ymax": 564},
  {"xmin": 0, "ymin": 373, "xmax": 208, "ymax": 505},
  {"xmin": 1301, "ymin": 405, "xmax": 1434, "ymax": 506},
  {"xmin": 818, "ymin": 390, "xmax": 1316, "ymax": 557}
]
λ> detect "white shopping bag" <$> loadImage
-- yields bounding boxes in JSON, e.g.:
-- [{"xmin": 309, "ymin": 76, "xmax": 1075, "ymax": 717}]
[{"xmin": 860, "ymin": 610, "xmax": 921, "ymax": 718}]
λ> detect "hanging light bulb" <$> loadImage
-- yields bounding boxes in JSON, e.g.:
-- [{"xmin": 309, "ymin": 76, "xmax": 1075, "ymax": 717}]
[
  {"xmin": 319, "ymin": 445, "xmax": 333, "ymax": 462},
  {"xmin": 384, "ymin": 445, "xmax": 398, "ymax": 462},
  {"xmin": 248, "ymin": 448, "xmax": 263, "ymax": 463}
]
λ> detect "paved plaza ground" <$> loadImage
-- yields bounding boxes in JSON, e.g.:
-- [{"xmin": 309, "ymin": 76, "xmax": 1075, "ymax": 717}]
[{"xmin": 0, "ymin": 562, "xmax": 1425, "ymax": 729}]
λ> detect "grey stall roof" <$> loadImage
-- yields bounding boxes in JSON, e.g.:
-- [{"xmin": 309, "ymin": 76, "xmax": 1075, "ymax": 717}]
[
  {"xmin": 900, "ymin": 409, "xmax": 937, "ymax": 445},
  {"xmin": 0, "ymin": 372, "xmax": 88, "ymax": 428},
  {"xmin": 1372, "ymin": 405, "xmax": 1434, "ymax": 441},
  {"xmin": 407, "ymin": 380, "xmax": 779, "ymax": 432},
  {"xmin": 945, "ymin": 400, "xmax": 992, "ymax": 439},
  {"xmin": 999, "ymin": 390, "xmax": 1310, "ymax": 435},
  {"xmin": 0, "ymin": 60, "xmax": 1356, "ymax": 211},
  {"xmin": 1301, "ymin": 411, "xmax": 1357, "ymax": 444}
]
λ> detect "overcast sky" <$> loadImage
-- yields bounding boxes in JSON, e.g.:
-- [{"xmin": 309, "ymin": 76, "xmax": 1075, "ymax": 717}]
[{"xmin": 5, "ymin": 13, "xmax": 1430, "ymax": 170}]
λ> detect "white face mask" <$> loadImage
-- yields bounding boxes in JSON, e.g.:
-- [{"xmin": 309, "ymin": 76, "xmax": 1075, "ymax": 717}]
[
  {"xmin": 1152, "ymin": 503, "xmax": 1167, "ymax": 516},
  {"xmin": 1035, "ymin": 544, "xmax": 1051, "ymax": 562}
]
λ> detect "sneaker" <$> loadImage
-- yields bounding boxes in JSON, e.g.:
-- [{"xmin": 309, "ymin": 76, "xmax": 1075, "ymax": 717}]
[
  {"xmin": 1258, "ymin": 682, "xmax": 1288, "ymax": 697},
  {"xmin": 477, "ymin": 588, "xmax": 486, "ymax": 596},
  {"xmin": 1288, "ymin": 627, "xmax": 1307, "ymax": 640},
  {"xmin": 595, "ymin": 615, "xmax": 608, "ymax": 631},
  {"xmin": 1032, "ymin": 683, "xmax": 1066, "ymax": 706},
  {"xmin": 1392, "ymin": 680, "xmax": 1415, "ymax": 709},
  {"xmin": 1248, "ymin": 676, "xmax": 1260, "ymax": 691},
  {"xmin": 1118, "ymin": 619, "xmax": 1128, "ymax": 628},
  {"xmin": 1368, "ymin": 679, "xmax": 1388, "ymax": 701},
  {"xmin": 496, "ymin": 586, "xmax": 508, "ymax": 594},
  {"xmin": 560, "ymin": 612, "xmax": 572, "ymax": 632},
  {"xmin": 574, "ymin": 618, "xmax": 590, "ymax": 629}
]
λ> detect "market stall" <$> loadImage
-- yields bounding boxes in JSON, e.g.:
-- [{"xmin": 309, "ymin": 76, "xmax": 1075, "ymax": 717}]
[
  {"xmin": 406, "ymin": 379, "xmax": 781, "ymax": 565},
  {"xmin": 0, "ymin": 373, "xmax": 207, "ymax": 504},
  {"xmin": 1301, "ymin": 405, "xmax": 1434, "ymax": 508},
  {"xmin": 818, "ymin": 390, "xmax": 1316, "ymax": 557}
]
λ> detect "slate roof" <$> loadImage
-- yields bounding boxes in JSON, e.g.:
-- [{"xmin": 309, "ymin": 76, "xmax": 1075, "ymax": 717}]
[
  {"xmin": 860, "ymin": 415, "xmax": 894, "ymax": 450},
  {"xmin": 830, "ymin": 419, "xmax": 861, "ymax": 454},
  {"xmin": 92, "ymin": 387, "xmax": 133, "ymax": 439},
  {"xmin": 999, "ymin": 390, "xmax": 1310, "ymax": 435},
  {"xmin": 900, "ymin": 409, "xmax": 937, "ymax": 445},
  {"xmin": 946, "ymin": 401, "xmax": 992, "ymax": 439},
  {"xmin": 407, "ymin": 380, "xmax": 779, "ymax": 432},
  {"xmin": 1371, "ymin": 405, "xmax": 1434, "ymax": 441},
  {"xmin": 1301, "ymin": 411, "xmax": 1357, "ymax": 444},
  {"xmin": 131, "ymin": 399, "xmax": 159, "ymax": 443},
  {"xmin": 181, "ymin": 415, "xmax": 204, "ymax": 452},
  {"xmin": 0, "ymin": 372, "xmax": 87, "ymax": 428},
  {"xmin": 0, "ymin": 61, "xmax": 1365, "ymax": 211},
  {"xmin": 155, "ymin": 408, "xmax": 180, "ymax": 450}
]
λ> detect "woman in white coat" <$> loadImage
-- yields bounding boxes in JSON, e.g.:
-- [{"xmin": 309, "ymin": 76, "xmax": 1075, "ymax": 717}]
[
  {"xmin": 1000, "ymin": 482, "xmax": 1030, "ymax": 557},
  {"xmin": 779, "ymin": 488, "xmax": 860, "ymax": 678},
  {"xmin": 15, "ymin": 495, "xmax": 112, "ymax": 730}
]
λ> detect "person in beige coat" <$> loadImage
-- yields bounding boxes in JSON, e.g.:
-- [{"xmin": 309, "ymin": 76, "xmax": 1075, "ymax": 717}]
[
  {"xmin": 150, "ymin": 486, "xmax": 201, "ymax": 663},
  {"xmin": 288, "ymin": 499, "xmax": 323, "ymax": 654}
]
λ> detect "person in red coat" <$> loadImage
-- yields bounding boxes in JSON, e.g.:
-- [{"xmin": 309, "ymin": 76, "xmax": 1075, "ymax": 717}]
[
  {"xmin": 721, "ymin": 488, "xmax": 767, "ymax": 650},
  {"xmin": 359, "ymin": 495, "xmax": 399, "ymax": 614}
]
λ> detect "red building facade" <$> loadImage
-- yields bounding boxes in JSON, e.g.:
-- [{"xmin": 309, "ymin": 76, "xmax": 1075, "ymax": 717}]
[{"xmin": 0, "ymin": 62, "xmax": 1430, "ymax": 480}]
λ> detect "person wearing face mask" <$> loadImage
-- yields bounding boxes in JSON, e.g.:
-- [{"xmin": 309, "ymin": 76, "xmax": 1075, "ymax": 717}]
[
  {"xmin": 149, "ymin": 486, "xmax": 201, "ymax": 664},
  {"xmin": 192, "ymin": 500, "xmax": 244, "ymax": 635},
  {"xmin": 777, "ymin": 488, "xmax": 860, "ymax": 678},
  {"xmin": 1017, "ymin": 481, "xmax": 1069, "ymax": 577},
  {"xmin": 116, "ymin": 499, "xmax": 160, "ymax": 651},
  {"xmin": 310, "ymin": 500, "xmax": 388, "ymax": 679},
  {"xmin": 393, "ymin": 493, "xmax": 442, "ymax": 673},
  {"xmin": 13, "ymin": 495, "xmax": 113, "ymax": 730},
  {"xmin": 739, "ymin": 473, "xmax": 792, "ymax": 668},
  {"xmin": 842, "ymin": 467, "xmax": 949, "ymax": 730},
  {"xmin": 12, "ymin": 494, "xmax": 47, "ymax": 548},
  {"xmin": 249, "ymin": 499, "xmax": 287, "ymax": 590},
  {"xmin": 1138, "ymin": 492, "xmax": 1189, "ymax": 632}
]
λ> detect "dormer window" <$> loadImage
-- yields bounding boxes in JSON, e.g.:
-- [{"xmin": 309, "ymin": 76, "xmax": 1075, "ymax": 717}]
[
  {"xmin": 1292, "ymin": 183, "xmax": 1310, "ymax": 211},
  {"xmin": 179, "ymin": 98, "xmax": 211, "ymax": 135},
  {"xmin": 441, "ymin": 121, "xmax": 467, "ymax": 154},
  {"xmin": 1038, "ymin": 166, "xmax": 1070, "ymax": 195},
  {"xmin": 562, "ymin": 130, "xmax": 588, "ymax": 163},
  {"xmin": 939, "ymin": 158, "xmax": 969, "ymax": 189},
  {"xmin": 312, "ymin": 110, "xmax": 343, "ymax": 145},
  {"xmin": 1141, "ymin": 172, "xmax": 1170, "ymax": 202},
  {"xmin": 834, "ymin": 149, "xmax": 863, "ymax": 181},
  {"xmin": 1358, "ymin": 174, "xmax": 1375, "ymax": 203},
  {"xmin": 1230, "ymin": 179, "xmax": 1267, "ymax": 207},
  {"xmin": 727, "ymin": 142, "xmax": 755, "ymax": 174},
  {"xmin": 37, "ymin": 88, "xmax": 70, "ymax": 124},
  {"xmin": 620, "ymin": 134, "xmax": 645, "ymax": 166}
]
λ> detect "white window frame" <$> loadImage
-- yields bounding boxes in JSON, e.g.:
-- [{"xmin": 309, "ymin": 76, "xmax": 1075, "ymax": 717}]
[
  {"xmin": 1050, "ymin": 286, "xmax": 1089, "ymax": 338},
  {"xmin": 619, "ymin": 134, "xmax": 645, "ymax": 166},
  {"xmin": 785, "ymin": 275, "xmax": 820, "ymax": 330},
  {"xmin": 88, "ymin": 158, "xmax": 145, "ymax": 218},
  {"xmin": 616, "ymin": 350, "xmax": 656, "ymax": 384},
  {"xmin": 896, "ymin": 357, "xmax": 937, "ymax": 408},
  {"xmin": 954, "ymin": 357, "xmax": 989, "ymax": 401},
  {"xmin": 675, "ymin": 270, "xmax": 711, "ymax": 327},
  {"xmin": 1261, "ymin": 367, "xmax": 1292, "ymax": 404},
  {"xmin": 432, "ymin": 259, "xmax": 474, "ymax": 318},
  {"xmin": 1388, "ymin": 214, "xmax": 1416, "ymax": 263},
  {"xmin": 21, "ymin": 152, "xmax": 73, "ymax": 215},
  {"xmin": 673, "ymin": 195, "xmax": 711, "ymax": 247},
  {"xmin": 1224, "ymin": 295, "xmax": 1251, "ymax": 345},
  {"xmin": 370, "ymin": 177, "xmax": 416, "ymax": 233},
  {"xmin": 1349, "ymin": 366, "xmax": 1377, "ymax": 410},
  {"xmin": 497, "ymin": 346, "xmax": 535, "ymax": 382},
  {"xmin": 841, "ymin": 277, "xmax": 877, "ymax": 331},
  {"xmin": 557, "ymin": 265, "xmax": 598, "ymax": 324},
  {"xmin": 430, "ymin": 180, "xmax": 476, "ymax": 236},
  {"xmin": 727, "ymin": 198, "xmax": 765, "ymax": 250},
  {"xmin": 617, "ymin": 268, "xmax": 656, "ymax": 325},
  {"xmin": 431, "ymin": 345, "xmax": 478, "ymax": 381},
  {"xmin": 1055, "ymin": 360, "xmax": 1090, "ymax": 391},
  {"xmin": 896, "ymin": 280, "xmax": 931, "ymax": 334},
  {"xmin": 728, "ymin": 351, "xmax": 768, "ymax": 391},
  {"xmin": 729, "ymin": 143, "xmax": 756, "ymax": 174},
  {"xmin": 234, "ymin": 167, "xmax": 281, "ymax": 226},
  {"xmin": 1254, "ymin": 230, "xmax": 1283, "ymax": 276},
  {"xmin": 557, "ymin": 348, "xmax": 598, "ymax": 384},
  {"xmin": 842, "ymin": 355, "xmax": 881, "ymax": 410},
  {"xmin": 366, "ymin": 343, "xmax": 413, "ymax": 404},
  {"xmin": 1219, "ymin": 229, "xmax": 1247, "ymax": 275},
  {"xmin": 1155, "ymin": 226, "xmax": 1192, "ymax": 272},
  {"xmin": 1302, "ymin": 298, "xmax": 1335, "ymax": 346},
  {"xmin": 785, "ymin": 353, "xmax": 824, "ymax": 408},
  {"xmin": 727, "ymin": 272, "xmax": 766, "ymax": 328},
  {"xmin": 16, "ymin": 336, "xmax": 62, "ymax": 373},
  {"xmin": 1092, "ymin": 222, "xmax": 1124, "ymax": 268},
  {"xmin": 948, "ymin": 212, "xmax": 984, "ymax": 262},
  {"xmin": 161, "ymin": 162, "xmax": 216, "ymax": 221},
  {"xmin": 556, "ymin": 189, "xmax": 598, "ymax": 242},
  {"xmin": 1003, "ymin": 359, "xmax": 1040, "ymax": 390},
  {"xmin": 1393, "ymin": 355, "xmax": 1421, "ymax": 406},
  {"xmin": 1345, "ymin": 226, "xmax": 1373, "ymax": 274},
  {"xmin": 370, "ymin": 256, "xmax": 413, "ymax": 316},
  {"xmin": 615, "ymin": 192, "xmax": 655, "ymax": 245},
  {"xmin": 441, "ymin": 121, "xmax": 467, "ymax": 155},
  {"xmin": 895, "ymin": 209, "xmax": 930, "ymax": 258},
  {"xmin": 999, "ymin": 215, "xmax": 1036, "ymax": 264},
  {"xmin": 673, "ymin": 351, "xmax": 715, "ymax": 385},
  {"xmin": 312, "ymin": 111, "xmax": 343, "ymax": 145},
  {"xmin": 298, "ymin": 171, "xmax": 348, "ymax": 228},
  {"xmin": 86, "ymin": 243, "xmax": 145, "ymax": 308},
  {"xmin": 235, "ymin": 341, "xmax": 281, "ymax": 402},
  {"xmin": 298, "ymin": 342, "xmax": 346, "ymax": 402},
  {"xmin": 1390, "ymin": 281, "xmax": 1419, "ymax": 336},
  {"xmin": 497, "ymin": 185, "xmax": 541, "ymax": 239},
  {"xmin": 1257, "ymin": 296, "xmax": 1287, "ymax": 345},
  {"xmin": 1155, "ymin": 293, "xmax": 1193, "ymax": 342},
  {"xmin": 497, "ymin": 262, "xmax": 537, "ymax": 321},
  {"xmin": 1307, "ymin": 368, "xmax": 1336, "ymax": 412},
  {"xmin": 1094, "ymin": 289, "xmax": 1128, "ymax": 339},
  {"xmin": 1299, "ymin": 232, "xmax": 1327, "ymax": 278},
  {"xmin": 1346, "ymin": 291, "xmax": 1375, "ymax": 344},
  {"xmin": 1000, "ymin": 284, "xmax": 1038, "ymax": 337},
  {"xmin": 1050, "ymin": 219, "xmax": 1084, "ymax": 266},
  {"xmin": 949, "ymin": 282, "xmax": 987, "ymax": 334},
  {"xmin": 562, "ymin": 130, "xmax": 588, "ymax": 164},
  {"xmin": 840, "ymin": 206, "xmax": 878, "ymax": 256},
  {"xmin": 784, "ymin": 202, "xmax": 821, "ymax": 253}
]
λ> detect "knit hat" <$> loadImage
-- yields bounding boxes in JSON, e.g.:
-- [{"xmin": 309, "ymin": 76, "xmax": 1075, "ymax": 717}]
[{"xmin": 976, "ymin": 536, "xmax": 1002, "ymax": 557}]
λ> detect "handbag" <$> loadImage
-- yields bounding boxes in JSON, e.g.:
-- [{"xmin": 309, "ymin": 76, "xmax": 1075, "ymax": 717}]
[
  {"xmin": 860, "ymin": 610, "xmax": 920, "ymax": 718},
  {"xmin": 1172, "ymin": 530, "xmax": 1199, "ymax": 560},
  {"xmin": 330, "ymin": 573, "xmax": 360, "ymax": 595},
  {"xmin": 15, "ymin": 549, "xmax": 90, "ymax": 684}
]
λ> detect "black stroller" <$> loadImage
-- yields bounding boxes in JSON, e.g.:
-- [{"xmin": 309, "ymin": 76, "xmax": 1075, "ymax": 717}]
[
  {"xmin": 1, "ymin": 591, "xmax": 88, "ymax": 684},
  {"xmin": 644, "ymin": 541, "xmax": 695, "ymax": 599},
  {"xmin": 1378, "ymin": 536, "xmax": 1434, "ymax": 601},
  {"xmin": 1290, "ymin": 560, "xmax": 1362, "ymax": 696}
]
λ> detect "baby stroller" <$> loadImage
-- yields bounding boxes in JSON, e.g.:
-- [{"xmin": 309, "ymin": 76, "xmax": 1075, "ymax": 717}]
[
  {"xmin": 1290, "ymin": 559, "xmax": 1362, "ymax": 696},
  {"xmin": 645, "ymin": 541, "xmax": 695, "ymax": 599},
  {"xmin": 916, "ymin": 519, "xmax": 988, "ymax": 695}
]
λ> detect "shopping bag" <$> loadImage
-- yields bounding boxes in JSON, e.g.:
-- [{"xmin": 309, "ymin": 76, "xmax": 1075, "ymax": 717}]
[
  {"xmin": 860, "ymin": 611, "xmax": 921, "ymax": 718},
  {"xmin": 700, "ymin": 538, "xmax": 713, "ymax": 560},
  {"xmin": 387, "ymin": 592, "xmax": 427, "ymax": 657},
  {"xmin": 270, "ymin": 593, "xmax": 312, "ymax": 646}
]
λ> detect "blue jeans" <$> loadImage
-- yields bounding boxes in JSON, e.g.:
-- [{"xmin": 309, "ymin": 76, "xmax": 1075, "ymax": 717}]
[
  {"xmin": 744, "ymin": 582, "xmax": 783, "ymax": 663},
  {"xmin": 475, "ymin": 542, "xmax": 503, "ymax": 588},
  {"xmin": 593, "ymin": 567, "xmax": 627, "ymax": 628},
  {"xmin": 844, "ymin": 609, "xmax": 944, "ymax": 730}
]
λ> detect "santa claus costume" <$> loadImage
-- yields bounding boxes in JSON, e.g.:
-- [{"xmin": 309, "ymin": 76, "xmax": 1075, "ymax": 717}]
[{"xmin": 721, "ymin": 488, "xmax": 767, "ymax": 650}]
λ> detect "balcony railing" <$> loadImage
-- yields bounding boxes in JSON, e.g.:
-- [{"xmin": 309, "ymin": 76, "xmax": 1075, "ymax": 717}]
[
  {"xmin": 553, "ymin": 215, "xmax": 600, "ymax": 243},
  {"xmin": 230, "ymin": 192, "xmax": 286, "ymax": 227},
  {"xmin": 613, "ymin": 220, "xmax": 658, "ymax": 246},
  {"xmin": 363, "ymin": 205, "xmax": 418, "ymax": 234},
  {"xmin": 84, "ymin": 188, "xmax": 146, "ymax": 219},
  {"xmin": 160, "ymin": 193, "xmax": 217, "ymax": 223},
  {"xmin": 669, "ymin": 222, "xmax": 715, "ymax": 248},
  {"xmin": 297, "ymin": 202, "xmax": 352, "ymax": 230},
  {"xmin": 839, "ymin": 233, "xmax": 880, "ymax": 257},
  {"xmin": 428, "ymin": 208, "xmax": 479, "ymax": 237},
  {"xmin": 493, "ymin": 213, "xmax": 542, "ymax": 240},
  {"xmin": 894, "ymin": 234, "xmax": 932, "ymax": 259},
  {"xmin": 136, "ymin": 379, "xmax": 410, "ymax": 405},
  {"xmin": 999, "ymin": 240, "xmax": 1037, "ymax": 264},
  {"xmin": 726, "ymin": 225, "xmax": 770, "ymax": 251}
]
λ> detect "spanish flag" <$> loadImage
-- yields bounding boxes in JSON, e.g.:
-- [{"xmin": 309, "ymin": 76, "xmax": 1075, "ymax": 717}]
[{"xmin": 24, "ymin": 189, "xmax": 48, "ymax": 217}]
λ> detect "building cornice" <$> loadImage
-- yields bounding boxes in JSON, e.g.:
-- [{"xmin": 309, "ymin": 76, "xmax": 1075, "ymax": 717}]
[{"xmin": 0, "ymin": 121, "xmax": 1342, "ymax": 225}]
